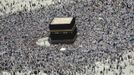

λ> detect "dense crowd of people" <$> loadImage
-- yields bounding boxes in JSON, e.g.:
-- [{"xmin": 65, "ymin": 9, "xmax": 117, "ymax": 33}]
[{"xmin": 0, "ymin": 0, "xmax": 134, "ymax": 75}]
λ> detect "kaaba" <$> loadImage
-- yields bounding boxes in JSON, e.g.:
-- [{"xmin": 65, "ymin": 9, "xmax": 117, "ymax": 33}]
[{"xmin": 49, "ymin": 17, "xmax": 77, "ymax": 44}]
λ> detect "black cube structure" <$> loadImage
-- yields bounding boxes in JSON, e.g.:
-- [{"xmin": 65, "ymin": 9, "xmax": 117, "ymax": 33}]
[{"xmin": 49, "ymin": 17, "xmax": 77, "ymax": 44}]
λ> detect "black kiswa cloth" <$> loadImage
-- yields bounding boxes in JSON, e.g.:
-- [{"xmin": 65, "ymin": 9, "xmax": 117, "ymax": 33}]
[
  {"xmin": 49, "ymin": 34, "xmax": 77, "ymax": 44},
  {"xmin": 49, "ymin": 17, "xmax": 75, "ymax": 30},
  {"xmin": 49, "ymin": 28, "xmax": 77, "ymax": 40},
  {"xmin": 50, "ymin": 26, "xmax": 76, "ymax": 35}
]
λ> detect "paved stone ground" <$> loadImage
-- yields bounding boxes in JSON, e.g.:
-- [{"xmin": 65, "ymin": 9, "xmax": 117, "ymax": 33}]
[{"xmin": 0, "ymin": 0, "xmax": 134, "ymax": 75}]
